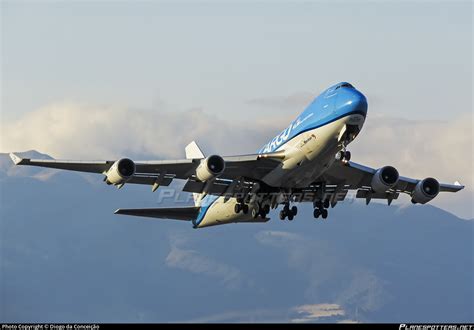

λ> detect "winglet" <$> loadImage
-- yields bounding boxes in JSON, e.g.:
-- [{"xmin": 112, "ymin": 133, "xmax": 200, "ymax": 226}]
[
  {"xmin": 9, "ymin": 153, "xmax": 25, "ymax": 165},
  {"xmin": 454, "ymin": 181, "xmax": 462, "ymax": 186}
]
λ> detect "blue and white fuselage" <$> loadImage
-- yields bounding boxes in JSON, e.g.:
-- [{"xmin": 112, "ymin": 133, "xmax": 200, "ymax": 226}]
[{"xmin": 193, "ymin": 82, "xmax": 368, "ymax": 228}]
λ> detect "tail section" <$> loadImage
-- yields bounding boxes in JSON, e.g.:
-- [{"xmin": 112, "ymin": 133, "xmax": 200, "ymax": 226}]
[
  {"xmin": 185, "ymin": 141, "xmax": 205, "ymax": 159},
  {"xmin": 185, "ymin": 141, "xmax": 206, "ymax": 206},
  {"xmin": 114, "ymin": 207, "xmax": 199, "ymax": 221}
]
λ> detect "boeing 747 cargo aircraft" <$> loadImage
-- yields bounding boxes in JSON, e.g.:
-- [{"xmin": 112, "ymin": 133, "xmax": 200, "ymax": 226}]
[{"xmin": 9, "ymin": 82, "xmax": 464, "ymax": 228}]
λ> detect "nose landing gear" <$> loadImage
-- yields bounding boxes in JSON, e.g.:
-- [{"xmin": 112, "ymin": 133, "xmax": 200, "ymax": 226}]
[{"xmin": 335, "ymin": 150, "xmax": 351, "ymax": 162}]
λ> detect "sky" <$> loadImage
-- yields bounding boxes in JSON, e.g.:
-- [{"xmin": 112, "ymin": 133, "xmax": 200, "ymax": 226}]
[{"xmin": 0, "ymin": 1, "xmax": 473, "ymax": 217}]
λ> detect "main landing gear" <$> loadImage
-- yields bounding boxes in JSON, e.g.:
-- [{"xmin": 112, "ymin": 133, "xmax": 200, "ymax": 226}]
[
  {"xmin": 279, "ymin": 203, "xmax": 298, "ymax": 221},
  {"xmin": 234, "ymin": 202, "xmax": 249, "ymax": 214},
  {"xmin": 313, "ymin": 200, "xmax": 329, "ymax": 219},
  {"xmin": 235, "ymin": 198, "xmax": 270, "ymax": 219},
  {"xmin": 251, "ymin": 203, "xmax": 270, "ymax": 219}
]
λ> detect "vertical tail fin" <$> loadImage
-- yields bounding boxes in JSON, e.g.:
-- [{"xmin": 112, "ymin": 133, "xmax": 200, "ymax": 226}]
[
  {"xmin": 185, "ymin": 141, "xmax": 205, "ymax": 206},
  {"xmin": 185, "ymin": 141, "xmax": 205, "ymax": 160}
]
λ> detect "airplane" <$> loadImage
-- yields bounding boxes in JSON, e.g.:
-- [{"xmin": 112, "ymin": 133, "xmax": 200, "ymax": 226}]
[{"xmin": 9, "ymin": 82, "xmax": 464, "ymax": 228}]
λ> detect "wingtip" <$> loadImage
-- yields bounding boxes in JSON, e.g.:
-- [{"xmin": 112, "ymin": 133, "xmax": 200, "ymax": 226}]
[
  {"xmin": 9, "ymin": 153, "xmax": 23, "ymax": 165},
  {"xmin": 114, "ymin": 209, "xmax": 122, "ymax": 214}
]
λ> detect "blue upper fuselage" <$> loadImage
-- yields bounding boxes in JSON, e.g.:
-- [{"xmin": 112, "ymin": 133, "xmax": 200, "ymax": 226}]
[{"xmin": 258, "ymin": 82, "xmax": 368, "ymax": 154}]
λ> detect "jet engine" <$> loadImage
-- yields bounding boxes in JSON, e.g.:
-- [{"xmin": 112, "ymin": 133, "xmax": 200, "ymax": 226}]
[
  {"xmin": 371, "ymin": 166, "xmax": 399, "ymax": 193},
  {"xmin": 195, "ymin": 155, "xmax": 225, "ymax": 182},
  {"xmin": 411, "ymin": 178, "xmax": 440, "ymax": 204},
  {"xmin": 105, "ymin": 158, "xmax": 136, "ymax": 185}
]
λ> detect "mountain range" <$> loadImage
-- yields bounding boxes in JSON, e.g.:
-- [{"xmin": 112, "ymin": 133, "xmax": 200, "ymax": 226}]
[{"xmin": 0, "ymin": 151, "xmax": 472, "ymax": 323}]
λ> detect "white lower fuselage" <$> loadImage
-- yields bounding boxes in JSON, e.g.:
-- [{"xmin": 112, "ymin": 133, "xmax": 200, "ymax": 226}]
[{"xmin": 195, "ymin": 113, "xmax": 365, "ymax": 228}]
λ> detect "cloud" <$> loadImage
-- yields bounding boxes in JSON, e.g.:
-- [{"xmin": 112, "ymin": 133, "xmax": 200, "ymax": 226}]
[
  {"xmin": 351, "ymin": 113, "xmax": 473, "ymax": 185},
  {"xmin": 184, "ymin": 303, "xmax": 348, "ymax": 323},
  {"xmin": 291, "ymin": 303, "xmax": 346, "ymax": 323},
  {"xmin": 254, "ymin": 230, "xmax": 303, "ymax": 246},
  {"xmin": 350, "ymin": 113, "xmax": 473, "ymax": 218},
  {"xmin": 165, "ymin": 235, "xmax": 243, "ymax": 289},
  {"xmin": 246, "ymin": 92, "xmax": 314, "ymax": 110},
  {"xmin": 0, "ymin": 103, "xmax": 277, "ymax": 159}
]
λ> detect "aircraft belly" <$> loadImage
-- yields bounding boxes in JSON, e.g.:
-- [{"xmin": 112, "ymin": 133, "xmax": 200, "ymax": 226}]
[
  {"xmin": 196, "ymin": 197, "xmax": 256, "ymax": 228},
  {"xmin": 262, "ymin": 116, "xmax": 351, "ymax": 188}
]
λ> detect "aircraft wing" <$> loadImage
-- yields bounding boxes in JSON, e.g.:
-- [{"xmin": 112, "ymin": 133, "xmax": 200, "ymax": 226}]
[
  {"xmin": 320, "ymin": 160, "xmax": 464, "ymax": 203},
  {"xmin": 9, "ymin": 152, "xmax": 282, "ymax": 183}
]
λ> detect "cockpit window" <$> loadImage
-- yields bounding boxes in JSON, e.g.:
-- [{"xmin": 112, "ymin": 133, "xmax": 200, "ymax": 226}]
[{"xmin": 335, "ymin": 83, "xmax": 354, "ymax": 90}]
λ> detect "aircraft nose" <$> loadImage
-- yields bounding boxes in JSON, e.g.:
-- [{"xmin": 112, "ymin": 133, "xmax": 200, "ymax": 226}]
[{"xmin": 335, "ymin": 89, "xmax": 368, "ymax": 117}]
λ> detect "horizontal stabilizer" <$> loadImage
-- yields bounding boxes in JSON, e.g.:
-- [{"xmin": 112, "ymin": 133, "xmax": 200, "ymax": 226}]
[{"xmin": 114, "ymin": 206, "xmax": 200, "ymax": 221}]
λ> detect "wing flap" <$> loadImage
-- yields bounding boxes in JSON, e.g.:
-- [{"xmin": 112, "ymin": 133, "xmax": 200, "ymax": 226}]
[{"xmin": 114, "ymin": 207, "xmax": 200, "ymax": 221}]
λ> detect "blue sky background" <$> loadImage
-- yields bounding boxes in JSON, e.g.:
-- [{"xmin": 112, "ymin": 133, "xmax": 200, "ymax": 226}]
[{"xmin": 2, "ymin": 1, "xmax": 471, "ymax": 121}]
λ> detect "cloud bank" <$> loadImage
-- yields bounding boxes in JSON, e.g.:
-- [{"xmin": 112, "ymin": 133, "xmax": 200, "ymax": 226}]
[
  {"xmin": 1, "ymin": 103, "xmax": 282, "ymax": 160},
  {"xmin": 291, "ymin": 303, "xmax": 346, "ymax": 323},
  {"xmin": 165, "ymin": 234, "xmax": 243, "ymax": 289}
]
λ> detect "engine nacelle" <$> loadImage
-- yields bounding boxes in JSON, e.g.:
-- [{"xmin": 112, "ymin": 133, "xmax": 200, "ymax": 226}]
[
  {"xmin": 105, "ymin": 158, "xmax": 136, "ymax": 185},
  {"xmin": 195, "ymin": 155, "xmax": 225, "ymax": 182},
  {"xmin": 371, "ymin": 166, "xmax": 399, "ymax": 193},
  {"xmin": 411, "ymin": 177, "xmax": 440, "ymax": 204}
]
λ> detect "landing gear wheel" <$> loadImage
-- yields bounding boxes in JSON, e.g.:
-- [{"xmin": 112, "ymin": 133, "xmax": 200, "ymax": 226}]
[
  {"xmin": 279, "ymin": 210, "xmax": 286, "ymax": 220},
  {"xmin": 321, "ymin": 209, "xmax": 328, "ymax": 219},
  {"xmin": 323, "ymin": 200, "xmax": 330, "ymax": 209},
  {"xmin": 288, "ymin": 213, "xmax": 294, "ymax": 221},
  {"xmin": 291, "ymin": 206, "xmax": 298, "ymax": 216},
  {"xmin": 234, "ymin": 203, "xmax": 242, "ymax": 213},
  {"xmin": 335, "ymin": 150, "xmax": 344, "ymax": 161},
  {"xmin": 344, "ymin": 151, "xmax": 351, "ymax": 161},
  {"xmin": 313, "ymin": 208, "xmax": 320, "ymax": 218},
  {"xmin": 251, "ymin": 207, "xmax": 259, "ymax": 218},
  {"xmin": 242, "ymin": 204, "xmax": 249, "ymax": 214}
]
